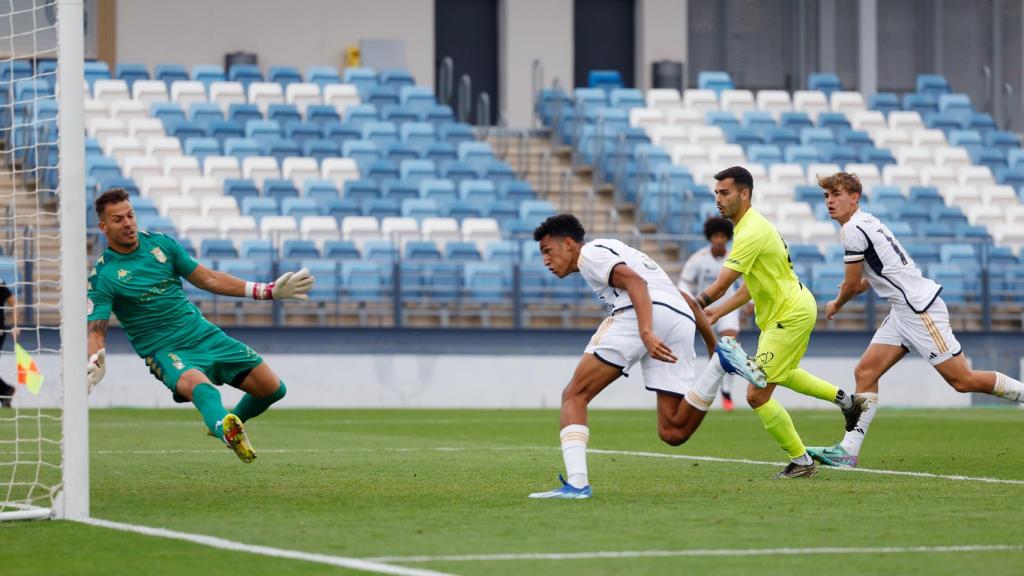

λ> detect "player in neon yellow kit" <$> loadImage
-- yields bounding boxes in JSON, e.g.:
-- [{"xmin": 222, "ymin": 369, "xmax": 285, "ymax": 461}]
[
  {"xmin": 697, "ymin": 167, "xmax": 865, "ymax": 478},
  {"xmin": 85, "ymin": 188, "xmax": 314, "ymax": 462}
]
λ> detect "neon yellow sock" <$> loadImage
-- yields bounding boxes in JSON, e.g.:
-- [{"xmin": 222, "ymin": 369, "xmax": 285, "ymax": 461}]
[
  {"xmin": 753, "ymin": 398, "xmax": 806, "ymax": 459},
  {"xmin": 783, "ymin": 368, "xmax": 839, "ymax": 403}
]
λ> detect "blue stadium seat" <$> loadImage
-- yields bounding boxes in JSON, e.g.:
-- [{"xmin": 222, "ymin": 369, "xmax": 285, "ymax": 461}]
[
  {"xmin": 817, "ymin": 112, "xmax": 851, "ymax": 133},
  {"xmin": 305, "ymin": 105, "xmax": 341, "ymax": 127},
  {"xmin": 302, "ymin": 179, "xmax": 338, "ymax": 201},
  {"xmin": 439, "ymin": 123, "xmax": 476, "ymax": 145},
  {"xmin": 223, "ymin": 137, "xmax": 262, "ymax": 160},
  {"xmin": 375, "ymin": 180, "xmax": 415, "ymax": 204},
  {"xmin": 400, "ymin": 198, "xmax": 438, "ymax": 221},
  {"xmin": 905, "ymin": 243, "xmax": 940, "ymax": 266},
  {"xmin": 341, "ymin": 180, "xmax": 380, "ymax": 204},
  {"xmin": 609, "ymin": 88, "xmax": 644, "ymax": 110},
  {"xmin": 323, "ymin": 239, "xmax": 361, "ymax": 260},
  {"xmin": 498, "ymin": 180, "xmax": 535, "ymax": 202},
  {"xmin": 916, "ymin": 74, "xmax": 951, "ymax": 96},
  {"xmin": 83, "ymin": 61, "xmax": 111, "ymax": 88},
  {"xmin": 519, "ymin": 200, "xmax": 556, "ymax": 224},
  {"xmin": 306, "ymin": 66, "xmax": 341, "ymax": 87},
  {"xmin": 780, "ymin": 112, "xmax": 814, "ymax": 131},
  {"xmin": 417, "ymin": 179, "xmax": 456, "ymax": 203},
  {"xmin": 807, "ymin": 73, "xmax": 842, "ymax": 95},
  {"xmin": 359, "ymin": 198, "xmax": 397, "ymax": 219},
  {"xmin": 184, "ymin": 137, "xmax": 221, "ymax": 164},
  {"xmin": 908, "ymin": 186, "xmax": 944, "ymax": 209},
  {"xmin": 344, "ymin": 104, "xmax": 380, "ymax": 129},
  {"xmin": 706, "ymin": 110, "xmax": 739, "ymax": 131},
  {"xmin": 342, "ymin": 261, "xmax": 386, "ymax": 300},
  {"xmin": 200, "ymin": 238, "xmax": 238, "ymax": 259},
  {"xmin": 209, "ymin": 120, "xmax": 245, "ymax": 144},
  {"xmin": 400, "ymin": 121, "xmax": 437, "ymax": 146},
  {"xmin": 927, "ymin": 263, "xmax": 970, "ymax": 304},
  {"xmin": 268, "ymin": 66, "xmax": 302, "ymax": 87},
  {"xmin": 464, "ymin": 262, "xmax": 510, "ymax": 302},
  {"xmin": 420, "ymin": 104, "xmax": 455, "ymax": 126},
  {"xmin": 962, "ymin": 112, "xmax": 997, "ymax": 134},
  {"xmin": 811, "ymin": 264, "xmax": 844, "ymax": 302},
  {"xmin": 697, "ymin": 70, "xmax": 733, "ymax": 93},
  {"xmin": 444, "ymin": 241, "xmax": 482, "ymax": 262},
  {"xmin": 228, "ymin": 64, "xmax": 263, "ymax": 89},
  {"xmin": 800, "ymin": 127, "xmax": 835, "ymax": 147},
  {"xmin": 442, "ymin": 200, "xmax": 482, "ymax": 223},
  {"xmin": 189, "ymin": 102, "xmax": 224, "ymax": 126},
  {"xmin": 362, "ymin": 120, "xmax": 399, "ymax": 145},
  {"xmin": 268, "ymin": 103, "xmax": 302, "ymax": 127},
  {"xmin": 241, "ymin": 197, "xmax": 280, "ymax": 223},
  {"xmin": 902, "ymin": 93, "xmax": 938, "ymax": 116},
  {"xmin": 399, "ymin": 86, "xmax": 436, "ymax": 111},
  {"xmin": 784, "ymin": 145, "xmax": 821, "ymax": 167},
  {"xmin": 282, "ymin": 239, "xmax": 320, "ymax": 261},
  {"xmin": 747, "ymin": 144, "xmax": 783, "ymax": 166},
  {"xmin": 764, "ymin": 127, "xmax": 801, "ymax": 147},
  {"xmin": 192, "ymin": 64, "xmax": 226, "ymax": 87},
  {"xmin": 343, "ymin": 67, "xmax": 379, "ymax": 92},
  {"xmin": 438, "ymin": 161, "xmax": 477, "ymax": 185},
  {"xmin": 282, "ymin": 198, "xmax": 320, "ymax": 219},
  {"xmin": 742, "ymin": 111, "xmax": 776, "ymax": 131},
  {"xmin": 400, "ymin": 159, "xmax": 437, "ymax": 183},
  {"xmin": 324, "ymin": 123, "xmax": 362, "ymax": 147},
  {"xmin": 342, "ymin": 140, "xmax": 381, "ymax": 164},
  {"xmin": 405, "ymin": 240, "xmax": 442, "ymax": 261},
  {"xmin": 587, "ymin": 70, "xmax": 623, "ymax": 91},
  {"xmin": 155, "ymin": 63, "xmax": 189, "ymax": 87},
  {"xmin": 224, "ymin": 179, "xmax": 259, "ymax": 204},
  {"xmin": 115, "ymin": 63, "xmax": 149, "ymax": 89},
  {"xmin": 363, "ymin": 159, "xmax": 400, "ymax": 181},
  {"xmin": 939, "ymin": 244, "xmax": 978, "ymax": 266}
]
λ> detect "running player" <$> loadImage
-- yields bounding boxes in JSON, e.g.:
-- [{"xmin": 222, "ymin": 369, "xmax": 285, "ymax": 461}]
[
  {"xmin": 807, "ymin": 172, "xmax": 1024, "ymax": 467},
  {"xmin": 679, "ymin": 217, "xmax": 742, "ymax": 411},
  {"xmin": 698, "ymin": 166, "xmax": 865, "ymax": 479},
  {"xmin": 85, "ymin": 188, "xmax": 314, "ymax": 462},
  {"xmin": 528, "ymin": 214, "xmax": 767, "ymax": 499}
]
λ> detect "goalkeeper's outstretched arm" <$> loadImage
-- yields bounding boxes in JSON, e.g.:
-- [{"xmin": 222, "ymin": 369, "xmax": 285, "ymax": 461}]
[
  {"xmin": 87, "ymin": 319, "xmax": 108, "ymax": 393},
  {"xmin": 186, "ymin": 263, "xmax": 315, "ymax": 301}
]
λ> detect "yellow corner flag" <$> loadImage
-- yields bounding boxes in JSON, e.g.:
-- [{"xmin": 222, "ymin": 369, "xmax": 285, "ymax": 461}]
[{"xmin": 15, "ymin": 342, "xmax": 43, "ymax": 395}]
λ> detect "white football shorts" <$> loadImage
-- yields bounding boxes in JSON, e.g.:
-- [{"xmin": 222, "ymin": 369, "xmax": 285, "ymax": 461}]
[
  {"xmin": 584, "ymin": 302, "xmax": 697, "ymax": 397},
  {"xmin": 870, "ymin": 297, "xmax": 962, "ymax": 366}
]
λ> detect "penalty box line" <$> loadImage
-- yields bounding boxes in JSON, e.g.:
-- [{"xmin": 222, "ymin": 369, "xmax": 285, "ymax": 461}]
[
  {"xmin": 80, "ymin": 517, "xmax": 455, "ymax": 576},
  {"xmin": 367, "ymin": 544, "xmax": 1024, "ymax": 563}
]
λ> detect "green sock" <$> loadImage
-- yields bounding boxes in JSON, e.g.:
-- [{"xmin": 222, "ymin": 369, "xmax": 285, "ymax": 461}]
[
  {"xmin": 191, "ymin": 383, "xmax": 228, "ymax": 437},
  {"xmin": 783, "ymin": 368, "xmax": 840, "ymax": 403},
  {"xmin": 233, "ymin": 381, "xmax": 287, "ymax": 422},
  {"xmin": 753, "ymin": 398, "xmax": 806, "ymax": 459}
]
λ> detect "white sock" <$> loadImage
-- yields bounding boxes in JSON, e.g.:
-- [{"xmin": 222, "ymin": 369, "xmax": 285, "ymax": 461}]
[
  {"xmin": 793, "ymin": 452, "xmax": 813, "ymax": 466},
  {"xmin": 686, "ymin": 358, "xmax": 726, "ymax": 411},
  {"xmin": 560, "ymin": 424, "xmax": 590, "ymax": 488},
  {"xmin": 840, "ymin": 392, "xmax": 879, "ymax": 456},
  {"xmin": 992, "ymin": 373, "xmax": 1024, "ymax": 403}
]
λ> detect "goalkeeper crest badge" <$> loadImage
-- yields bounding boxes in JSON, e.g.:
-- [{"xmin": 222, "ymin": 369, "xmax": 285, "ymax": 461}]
[{"xmin": 151, "ymin": 247, "xmax": 167, "ymax": 263}]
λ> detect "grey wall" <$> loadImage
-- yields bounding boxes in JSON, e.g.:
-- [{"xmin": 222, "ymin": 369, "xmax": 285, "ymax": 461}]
[
  {"xmin": 116, "ymin": 0, "xmax": 435, "ymax": 87},
  {"xmin": 499, "ymin": 0, "xmax": 573, "ymax": 128},
  {"xmin": 635, "ymin": 0, "xmax": 687, "ymax": 91}
]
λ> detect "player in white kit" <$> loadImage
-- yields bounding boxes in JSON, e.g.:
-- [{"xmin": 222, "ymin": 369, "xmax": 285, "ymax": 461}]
[
  {"xmin": 808, "ymin": 172, "xmax": 1024, "ymax": 467},
  {"xmin": 527, "ymin": 214, "xmax": 766, "ymax": 499},
  {"xmin": 679, "ymin": 217, "xmax": 743, "ymax": 411}
]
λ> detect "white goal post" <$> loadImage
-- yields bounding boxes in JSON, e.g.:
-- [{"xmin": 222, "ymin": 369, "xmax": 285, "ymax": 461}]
[{"xmin": 0, "ymin": 0, "xmax": 88, "ymax": 522}]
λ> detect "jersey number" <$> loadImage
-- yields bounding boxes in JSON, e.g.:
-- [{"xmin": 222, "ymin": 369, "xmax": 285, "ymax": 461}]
[
  {"xmin": 877, "ymin": 228, "xmax": 908, "ymax": 264},
  {"xmin": 778, "ymin": 233, "xmax": 795, "ymax": 271}
]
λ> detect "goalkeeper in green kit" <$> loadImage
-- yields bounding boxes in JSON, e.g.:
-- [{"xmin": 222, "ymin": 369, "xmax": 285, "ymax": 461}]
[{"xmin": 85, "ymin": 188, "xmax": 314, "ymax": 462}]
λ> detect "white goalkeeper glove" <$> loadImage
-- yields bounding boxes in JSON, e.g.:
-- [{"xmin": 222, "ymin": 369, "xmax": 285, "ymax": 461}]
[
  {"xmin": 87, "ymin": 348, "xmax": 105, "ymax": 394},
  {"xmin": 245, "ymin": 268, "xmax": 315, "ymax": 301}
]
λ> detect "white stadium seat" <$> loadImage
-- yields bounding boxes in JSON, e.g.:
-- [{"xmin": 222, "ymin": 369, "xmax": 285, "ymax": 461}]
[{"xmin": 645, "ymin": 88, "xmax": 682, "ymax": 111}]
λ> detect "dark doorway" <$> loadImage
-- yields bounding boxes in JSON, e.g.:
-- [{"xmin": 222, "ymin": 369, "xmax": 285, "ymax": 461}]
[
  {"xmin": 574, "ymin": 0, "xmax": 635, "ymax": 88},
  {"xmin": 435, "ymin": 0, "xmax": 499, "ymax": 125}
]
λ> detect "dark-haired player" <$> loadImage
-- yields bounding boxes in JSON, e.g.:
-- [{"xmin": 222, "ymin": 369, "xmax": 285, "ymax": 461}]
[
  {"xmin": 679, "ymin": 217, "xmax": 742, "ymax": 410},
  {"xmin": 527, "ymin": 214, "xmax": 766, "ymax": 499},
  {"xmin": 86, "ymin": 188, "xmax": 314, "ymax": 462}
]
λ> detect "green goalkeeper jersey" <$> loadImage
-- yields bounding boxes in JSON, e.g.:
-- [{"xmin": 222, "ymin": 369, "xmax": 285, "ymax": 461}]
[{"xmin": 87, "ymin": 231, "xmax": 218, "ymax": 358}]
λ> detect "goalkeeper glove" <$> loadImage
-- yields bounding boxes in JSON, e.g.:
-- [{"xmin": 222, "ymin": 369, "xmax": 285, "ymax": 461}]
[
  {"xmin": 245, "ymin": 268, "xmax": 315, "ymax": 301},
  {"xmin": 87, "ymin": 348, "xmax": 105, "ymax": 393}
]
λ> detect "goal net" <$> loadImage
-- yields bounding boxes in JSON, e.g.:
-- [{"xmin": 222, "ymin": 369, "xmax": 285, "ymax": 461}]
[{"xmin": 0, "ymin": 0, "xmax": 87, "ymax": 522}]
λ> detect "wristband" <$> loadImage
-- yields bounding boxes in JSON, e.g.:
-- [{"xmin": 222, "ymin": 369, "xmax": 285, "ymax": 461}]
[{"xmin": 245, "ymin": 281, "xmax": 275, "ymax": 300}]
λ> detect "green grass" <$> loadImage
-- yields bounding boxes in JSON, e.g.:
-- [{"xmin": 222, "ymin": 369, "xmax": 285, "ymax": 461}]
[{"xmin": 3, "ymin": 407, "xmax": 1024, "ymax": 575}]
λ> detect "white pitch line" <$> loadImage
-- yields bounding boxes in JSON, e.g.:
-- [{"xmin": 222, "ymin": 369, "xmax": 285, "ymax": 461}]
[
  {"xmin": 81, "ymin": 517, "xmax": 454, "ymax": 576},
  {"xmin": 587, "ymin": 449, "xmax": 1024, "ymax": 485},
  {"xmin": 367, "ymin": 544, "xmax": 1024, "ymax": 563},
  {"xmin": 84, "ymin": 445, "xmax": 1024, "ymax": 486}
]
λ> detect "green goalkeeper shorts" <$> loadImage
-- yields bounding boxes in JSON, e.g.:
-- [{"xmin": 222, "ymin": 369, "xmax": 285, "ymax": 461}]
[{"xmin": 143, "ymin": 331, "xmax": 264, "ymax": 402}]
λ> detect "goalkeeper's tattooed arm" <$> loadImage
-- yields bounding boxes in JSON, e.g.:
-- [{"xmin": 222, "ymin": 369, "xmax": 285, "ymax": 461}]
[
  {"xmin": 186, "ymin": 263, "xmax": 315, "ymax": 301},
  {"xmin": 87, "ymin": 319, "xmax": 108, "ymax": 357}
]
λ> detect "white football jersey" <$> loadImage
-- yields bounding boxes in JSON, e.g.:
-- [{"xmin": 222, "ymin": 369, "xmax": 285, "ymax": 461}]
[
  {"xmin": 577, "ymin": 238, "xmax": 687, "ymax": 314},
  {"xmin": 678, "ymin": 246, "xmax": 737, "ymax": 299},
  {"xmin": 841, "ymin": 210, "xmax": 942, "ymax": 312}
]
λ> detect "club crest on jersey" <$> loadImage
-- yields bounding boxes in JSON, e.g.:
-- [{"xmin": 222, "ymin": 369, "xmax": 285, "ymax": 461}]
[
  {"xmin": 117, "ymin": 269, "xmax": 131, "ymax": 282},
  {"xmin": 151, "ymin": 247, "xmax": 167, "ymax": 263}
]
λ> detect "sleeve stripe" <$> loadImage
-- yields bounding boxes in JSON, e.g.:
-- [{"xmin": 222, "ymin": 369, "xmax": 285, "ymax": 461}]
[
  {"xmin": 844, "ymin": 255, "xmax": 866, "ymax": 263},
  {"xmin": 844, "ymin": 250, "xmax": 865, "ymax": 255}
]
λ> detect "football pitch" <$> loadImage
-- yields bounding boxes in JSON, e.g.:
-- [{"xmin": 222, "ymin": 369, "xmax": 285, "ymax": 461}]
[{"xmin": 4, "ymin": 407, "xmax": 1024, "ymax": 575}]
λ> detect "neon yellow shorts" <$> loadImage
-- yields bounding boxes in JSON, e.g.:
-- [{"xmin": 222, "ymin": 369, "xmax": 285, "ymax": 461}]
[{"xmin": 755, "ymin": 288, "xmax": 816, "ymax": 384}]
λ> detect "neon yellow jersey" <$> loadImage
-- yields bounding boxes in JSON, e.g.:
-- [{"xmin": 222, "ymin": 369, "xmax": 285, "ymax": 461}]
[{"xmin": 722, "ymin": 208, "xmax": 807, "ymax": 329}]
